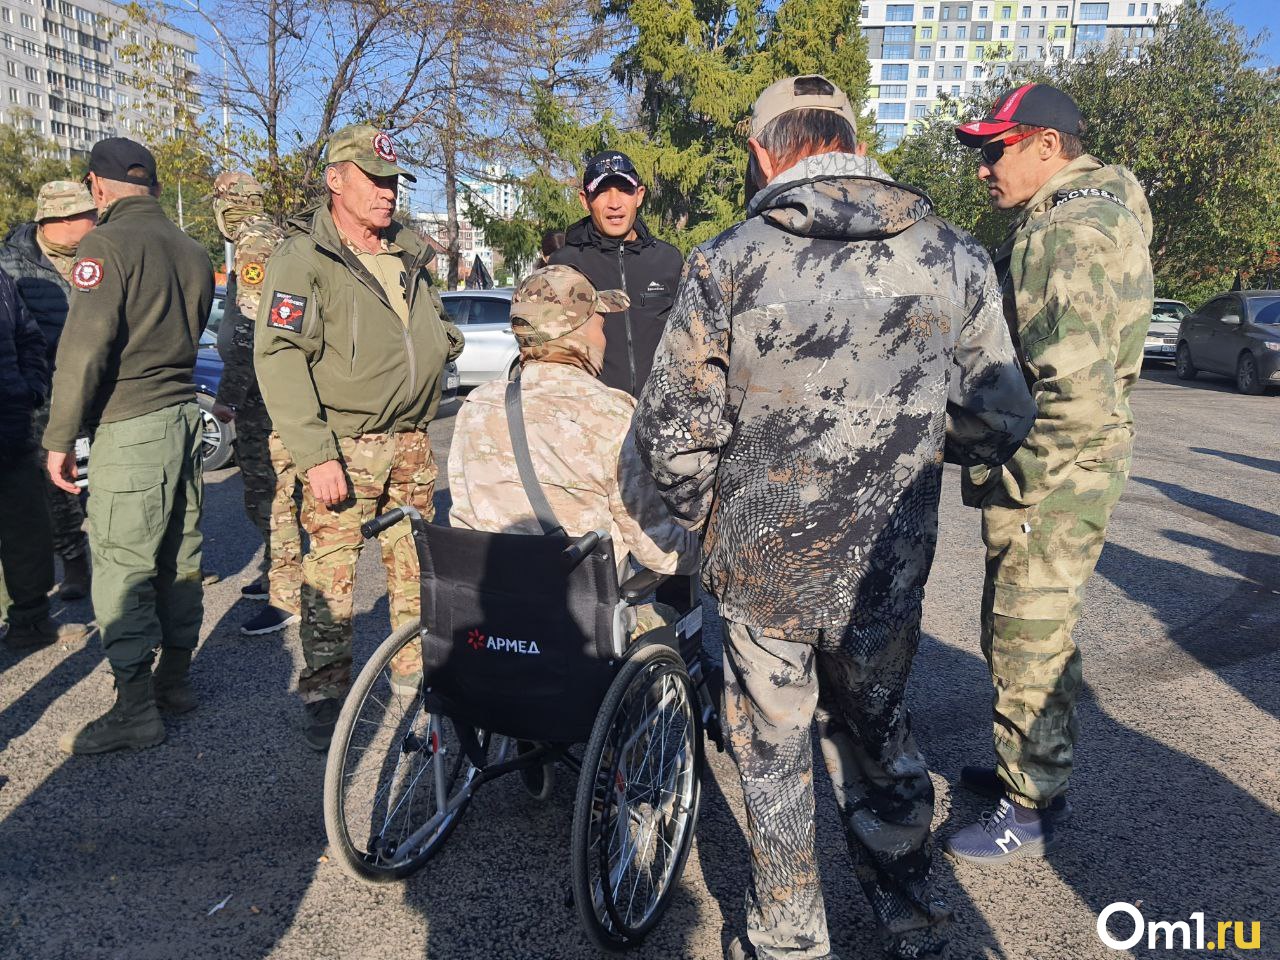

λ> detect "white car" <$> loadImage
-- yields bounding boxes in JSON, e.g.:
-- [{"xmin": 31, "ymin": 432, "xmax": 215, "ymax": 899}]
[
  {"xmin": 441, "ymin": 289, "xmax": 517, "ymax": 386},
  {"xmin": 1144, "ymin": 298, "xmax": 1191, "ymax": 362}
]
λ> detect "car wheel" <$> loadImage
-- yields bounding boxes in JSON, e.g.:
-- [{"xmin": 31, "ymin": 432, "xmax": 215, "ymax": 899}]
[
  {"xmin": 196, "ymin": 393, "xmax": 236, "ymax": 470},
  {"xmin": 1235, "ymin": 352, "xmax": 1264, "ymax": 396},
  {"xmin": 1175, "ymin": 343, "xmax": 1197, "ymax": 380}
]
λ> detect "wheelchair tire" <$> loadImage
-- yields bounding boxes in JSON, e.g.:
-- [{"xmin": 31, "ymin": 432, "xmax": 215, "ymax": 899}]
[
  {"xmin": 323, "ymin": 618, "xmax": 502, "ymax": 882},
  {"xmin": 570, "ymin": 640, "xmax": 703, "ymax": 950}
]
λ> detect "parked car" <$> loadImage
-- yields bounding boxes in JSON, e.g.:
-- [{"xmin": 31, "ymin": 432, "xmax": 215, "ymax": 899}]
[
  {"xmin": 1154, "ymin": 298, "xmax": 1191, "ymax": 320},
  {"xmin": 1143, "ymin": 298, "xmax": 1192, "ymax": 363},
  {"xmin": 77, "ymin": 285, "xmax": 458, "ymax": 478},
  {"xmin": 1176, "ymin": 290, "xmax": 1280, "ymax": 394},
  {"xmin": 440, "ymin": 288, "xmax": 518, "ymax": 386}
]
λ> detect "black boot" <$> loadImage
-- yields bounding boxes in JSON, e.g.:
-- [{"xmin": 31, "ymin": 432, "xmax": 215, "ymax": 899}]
[
  {"xmin": 153, "ymin": 648, "xmax": 198, "ymax": 714},
  {"xmin": 58, "ymin": 554, "xmax": 91, "ymax": 601},
  {"xmin": 59, "ymin": 676, "xmax": 166, "ymax": 754}
]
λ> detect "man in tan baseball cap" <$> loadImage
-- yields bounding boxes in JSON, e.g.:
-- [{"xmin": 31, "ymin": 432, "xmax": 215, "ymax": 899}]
[
  {"xmin": 326, "ymin": 123, "xmax": 417, "ymax": 182},
  {"xmin": 448, "ymin": 263, "xmax": 695, "ymax": 583}
]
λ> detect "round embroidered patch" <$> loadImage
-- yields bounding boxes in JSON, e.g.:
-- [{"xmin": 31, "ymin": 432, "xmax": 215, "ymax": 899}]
[
  {"xmin": 372, "ymin": 132, "xmax": 397, "ymax": 163},
  {"xmin": 71, "ymin": 258, "xmax": 104, "ymax": 289},
  {"xmin": 241, "ymin": 261, "xmax": 265, "ymax": 285}
]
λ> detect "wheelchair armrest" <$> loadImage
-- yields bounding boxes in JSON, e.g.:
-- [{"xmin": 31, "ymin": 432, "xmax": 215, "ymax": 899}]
[
  {"xmin": 562, "ymin": 529, "xmax": 606, "ymax": 569},
  {"xmin": 619, "ymin": 567, "xmax": 670, "ymax": 603}
]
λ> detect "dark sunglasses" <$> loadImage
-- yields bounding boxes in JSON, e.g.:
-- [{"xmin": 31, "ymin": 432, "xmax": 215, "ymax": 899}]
[
  {"xmin": 978, "ymin": 128, "xmax": 1041, "ymax": 165},
  {"xmin": 584, "ymin": 154, "xmax": 637, "ymax": 185}
]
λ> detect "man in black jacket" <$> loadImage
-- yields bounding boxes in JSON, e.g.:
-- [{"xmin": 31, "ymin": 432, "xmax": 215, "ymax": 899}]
[
  {"xmin": 0, "ymin": 181, "xmax": 97, "ymax": 598},
  {"xmin": 0, "ymin": 266, "xmax": 87, "ymax": 650},
  {"xmin": 548, "ymin": 151, "xmax": 683, "ymax": 396}
]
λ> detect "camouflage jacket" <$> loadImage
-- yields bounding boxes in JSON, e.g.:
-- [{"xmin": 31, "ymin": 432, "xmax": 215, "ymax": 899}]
[
  {"xmin": 633, "ymin": 153, "xmax": 1035, "ymax": 631},
  {"xmin": 214, "ymin": 214, "xmax": 284, "ymax": 410},
  {"xmin": 447, "ymin": 360, "xmax": 699, "ymax": 578},
  {"xmin": 976, "ymin": 155, "xmax": 1154, "ymax": 509}
]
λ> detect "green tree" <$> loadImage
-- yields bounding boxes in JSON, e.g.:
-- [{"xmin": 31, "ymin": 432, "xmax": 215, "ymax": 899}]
[
  {"xmin": 0, "ymin": 117, "xmax": 76, "ymax": 238},
  {"xmin": 885, "ymin": 0, "xmax": 1280, "ymax": 305}
]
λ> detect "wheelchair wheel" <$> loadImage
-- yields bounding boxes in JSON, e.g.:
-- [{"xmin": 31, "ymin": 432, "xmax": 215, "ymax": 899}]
[
  {"xmin": 571, "ymin": 640, "xmax": 703, "ymax": 950},
  {"xmin": 323, "ymin": 619, "xmax": 507, "ymax": 882}
]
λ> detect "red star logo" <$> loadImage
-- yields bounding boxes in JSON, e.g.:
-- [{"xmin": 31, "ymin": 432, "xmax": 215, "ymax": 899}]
[{"xmin": 467, "ymin": 629, "xmax": 485, "ymax": 650}]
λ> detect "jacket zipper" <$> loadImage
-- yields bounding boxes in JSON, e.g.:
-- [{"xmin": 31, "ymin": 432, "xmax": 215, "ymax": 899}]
[
  {"xmin": 618, "ymin": 245, "xmax": 636, "ymax": 395},
  {"xmin": 351, "ymin": 289, "xmax": 359, "ymax": 368}
]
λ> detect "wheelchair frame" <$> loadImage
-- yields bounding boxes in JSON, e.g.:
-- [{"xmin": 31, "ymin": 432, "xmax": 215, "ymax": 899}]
[{"xmin": 321, "ymin": 505, "xmax": 722, "ymax": 951}]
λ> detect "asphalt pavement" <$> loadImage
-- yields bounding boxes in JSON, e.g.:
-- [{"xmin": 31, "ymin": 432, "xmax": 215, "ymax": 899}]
[{"xmin": 1, "ymin": 364, "xmax": 1277, "ymax": 960}]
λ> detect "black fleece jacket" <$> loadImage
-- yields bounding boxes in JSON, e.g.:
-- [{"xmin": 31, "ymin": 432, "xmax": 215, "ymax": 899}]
[
  {"xmin": 547, "ymin": 215, "xmax": 683, "ymax": 396},
  {"xmin": 0, "ymin": 221, "xmax": 70, "ymax": 368},
  {"xmin": 0, "ymin": 267, "xmax": 48, "ymax": 460}
]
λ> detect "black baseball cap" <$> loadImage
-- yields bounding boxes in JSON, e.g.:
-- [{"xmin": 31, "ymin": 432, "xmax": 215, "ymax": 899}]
[
  {"xmin": 86, "ymin": 137, "xmax": 159, "ymax": 187},
  {"xmin": 582, "ymin": 150, "xmax": 640, "ymax": 194},
  {"xmin": 955, "ymin": 83, "xmax": 1084, "ymax": 146}
]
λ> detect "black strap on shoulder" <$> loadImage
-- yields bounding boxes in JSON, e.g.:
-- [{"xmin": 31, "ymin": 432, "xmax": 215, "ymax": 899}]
[{"xmin": 505, "ymin": 376, "xmax": 563, "ymax": 536}]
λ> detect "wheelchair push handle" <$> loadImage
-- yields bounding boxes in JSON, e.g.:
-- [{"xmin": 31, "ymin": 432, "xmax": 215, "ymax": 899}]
[
  {"xmin": 562, "ymin": 529, "xmax": 607, "ymax": 568},
  {"xmin": 360, "ymin": 506, "xmax": 422, "ymax": 540}
]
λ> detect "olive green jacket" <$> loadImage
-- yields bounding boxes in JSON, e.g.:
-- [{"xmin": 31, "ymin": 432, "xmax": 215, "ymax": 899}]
[
  {"xmin": 254, "ymin": 205, "xmax": 464, "ymax": 473},
  {"xmin": 974, "ymin": 155, "xmax": 1154, "ymax": 509},
  {"xmin": 43, "ymin": 195, "xmax": 214, "ymax": 453}
]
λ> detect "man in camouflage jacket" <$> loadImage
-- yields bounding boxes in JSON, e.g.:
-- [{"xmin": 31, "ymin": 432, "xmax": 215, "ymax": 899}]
[
  {"xmin": 634, "ymin": 76, "xmax": 1035, "ymax": 960},
  {"xmin": 945, "ymin": 84, "xmax": 1154, "ymax": 864},
  {"xmin": 210, "ymin": 172, "xmax": 303, "ymax": 636}
]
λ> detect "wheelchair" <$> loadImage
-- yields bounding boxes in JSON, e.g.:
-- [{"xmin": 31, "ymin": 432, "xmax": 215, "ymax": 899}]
[{"xmin": 322, "ymin": 505, "xmax": 723, "ymax": 950}]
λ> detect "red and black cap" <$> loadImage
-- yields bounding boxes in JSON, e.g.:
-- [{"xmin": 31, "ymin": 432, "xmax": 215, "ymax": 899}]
[
  {"xmin": 954, "ymin": 83, "xmax": 1084, "ymax": 146},
  {"xmin": 86, "ymin": 137, "xmax": 159, "ymax": 187}
]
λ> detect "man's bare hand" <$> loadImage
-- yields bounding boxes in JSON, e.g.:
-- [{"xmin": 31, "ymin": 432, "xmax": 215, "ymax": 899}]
[
  {"xmin": 47, "ymin": 451, "xmax": 79, "ymax": 494},
  {"xmin": 211, "ymin": 402, "xmax": 236, "ymax": 423},
  {"xmin": 307, "ymin": 459, "xmax": 349, "ymax": 508}
]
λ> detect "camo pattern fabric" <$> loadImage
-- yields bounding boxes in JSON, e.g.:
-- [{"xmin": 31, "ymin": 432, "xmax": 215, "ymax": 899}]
[
  {"xmin": 508, "ymin": 264, "xmax": 629, "ymax": 345},
  {"xmin": 215, "ymin": 214, "xmax": 284, "ymax": 411},
  {"xmin": 971, "ymin": 156, "xmax": 1153, "ymax": 807},
  {"xmin": 233, "ymin": 398, "xmax": 303, "ymax": 613},
  {"xmin": 447, "ymin": 361, "xmax": 698, "ymax": 579},
  {"xmin": 722, "ymin": 614, "xmax": 950, "ymax": 960},
  {"xmin": 298, "ymin": 429, "xmax": 435, "ymax": 703},
  {"xmin": 634, "ymin": 151, "xmax": 1036, "ymax": 633},
  {"xmin": 30, "ymin": 396, "xmax": 87, "ymax": 561}
]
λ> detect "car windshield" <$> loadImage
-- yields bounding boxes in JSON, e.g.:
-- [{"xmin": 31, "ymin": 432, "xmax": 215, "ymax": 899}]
[
  {"xmin": 1153, "ymin": 302, "xmax": 1189, "ymax": 319},
  {"xmin": 1250, "ymin": 297, "xmax": 1280, "ymax": 324}
]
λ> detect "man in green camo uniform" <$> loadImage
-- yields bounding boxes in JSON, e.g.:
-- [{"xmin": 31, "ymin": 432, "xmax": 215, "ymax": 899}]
[
  {"xmin": 255, "ymin": 124, "xmax": 463, "ymax": 750},
  {"xmin": 210, "ymin": 172, "xmax": 304, "ymax": 636},
  {"xmin": 945, "ymin": 84, "xmax": 1154, "ymax": 864},
  {"xmin": 46, "ymin": 138, "xmax": 214, "ymax": 754}
]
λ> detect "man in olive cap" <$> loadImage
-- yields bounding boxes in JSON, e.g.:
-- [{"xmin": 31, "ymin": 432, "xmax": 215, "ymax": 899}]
[
  {"xmin": 208, "ymin": 171, "xmax": 302, "ymax": 637},
  {"xmin": 255, "ymin": 123, "xmax": 464, "ymax": 750},
  {"xmin": 0, "ymin": 180, "xmax": 98, "ymax": 600}
]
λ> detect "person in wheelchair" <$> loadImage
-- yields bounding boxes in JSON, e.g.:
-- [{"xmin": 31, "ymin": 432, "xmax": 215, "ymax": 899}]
[{"xmin": 446, "ymin": 263, "xmax": 699, "ymax": 641}]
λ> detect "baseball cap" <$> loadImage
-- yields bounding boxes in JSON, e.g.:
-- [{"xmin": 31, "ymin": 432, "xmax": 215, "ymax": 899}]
[
  {"xmin": 748, "ymin": 74, "xmax": 858, "ymax": 140},
  {"xmin": 35, "ymin": 180, "xmax": 96, "ymax": 221},
  {"xmin": 582, "ymin": 151, "xmax": 640, "ymax": 194},
  {"xmin": 326, "ymin": 124, "xmax": 416, "ymax": 182},
  {"xmin": 509, "ymin": 265, "xmax": 630, "ymax": 346},
  {"xmin": 86, "ymin": 137, "xmax": 158, "ymax": 187},
  {"xmin": 955, "ymin": 83, "xmax": 1085, "ymax": 146}
]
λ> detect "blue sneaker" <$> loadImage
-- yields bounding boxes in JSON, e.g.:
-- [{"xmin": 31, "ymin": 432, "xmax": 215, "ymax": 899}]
[
  {"xmin": 945, "ymin": 797, "xmax": 1058, "ymax": 865},
  {"xmin": 958, "ymin": 766, "xmax": 1073, "ymax": 823}
]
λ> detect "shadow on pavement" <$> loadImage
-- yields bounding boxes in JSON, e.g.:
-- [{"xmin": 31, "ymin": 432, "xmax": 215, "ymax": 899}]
[{"xmin": 1188, "ymin": 448, "xmax": 1280, "ymax": 476}]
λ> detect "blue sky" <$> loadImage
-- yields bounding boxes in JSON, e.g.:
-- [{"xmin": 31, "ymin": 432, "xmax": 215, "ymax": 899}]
[{"xmin": 1214, "ymin": 0, "xmax": 1279, "ymax": 65}]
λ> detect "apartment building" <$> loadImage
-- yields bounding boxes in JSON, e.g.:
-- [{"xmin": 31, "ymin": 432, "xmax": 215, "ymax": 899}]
[
  {"xmin": 860, "ymin": 0, "xmax": 1181, "ymax": 148},
  {"xmin": 1, "ymin": 0, "xmax": 196, "ymax": 158}
]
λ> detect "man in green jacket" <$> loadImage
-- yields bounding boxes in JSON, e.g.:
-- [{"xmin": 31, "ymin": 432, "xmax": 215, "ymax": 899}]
[
  {"xmin": 45, "ymin": 138, "xmax": 215, "ymax": 755},
  {"xmin": 255, "ymin": 124, "xmax": 463, "ymax": 749},
  {"xmin": 945, "ymin": 85, "xmax": 1154, "ymax": 863}
]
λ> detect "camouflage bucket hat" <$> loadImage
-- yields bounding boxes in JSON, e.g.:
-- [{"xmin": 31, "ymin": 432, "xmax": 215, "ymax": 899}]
[
  {"xmin": 35, "ymin": 180, "xmax": 96, "ymax": 221},
  {"xmin": 509, "ymin": 265, "xmax": 630, "ymax": 346},
  {"xmin": 327, "ymin": 123, "xmax": 416, "ymax": 182}
]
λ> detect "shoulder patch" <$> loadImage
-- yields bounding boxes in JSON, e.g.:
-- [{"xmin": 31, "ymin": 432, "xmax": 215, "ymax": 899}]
[
  {"xmin": 1052, "ymin": 187, "xmax": 1129, "ymax": 212},
  {"xmin": 241, "ymin": 262, "xmax": 265, "ymax": 286},
  {"xmin": 71, "ymin": 258, "xmax": 104, "ymax": 290},
  {"xmin": 268, "ymin": 291, "xmax": 307, "ymax": 332}
]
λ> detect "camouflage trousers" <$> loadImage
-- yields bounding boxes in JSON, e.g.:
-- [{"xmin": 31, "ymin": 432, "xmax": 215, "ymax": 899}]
[
  {"xmin": 722, "ymin": 608, "xmax": 950, "ymax": 960},
  {"xmin": 298, "ymin": 430, "xmax": 435, "ymax": 704},
  {"xmin": 980, "ymin": 461, "xmax": 1128, "ymax": 807},
  {"xmin": 31, "ymin": 397, "xmax": 88, "ymax": 561},
  {"xmin": 231, "ymin": 394, "xmax": 304, "ymax": 612}
]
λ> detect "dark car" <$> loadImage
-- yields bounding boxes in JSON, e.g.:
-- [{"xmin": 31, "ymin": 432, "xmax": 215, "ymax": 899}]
[{"xmin": 1175, "ymin": 291, "xmax": 1280, "ymax": 395}]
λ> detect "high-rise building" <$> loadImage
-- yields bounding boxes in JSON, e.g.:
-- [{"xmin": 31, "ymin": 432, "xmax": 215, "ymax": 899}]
[
  {"xmin": 1, "ymin": 0, "xmax": 197, "ymax": 158},
  {"xmin": 461, "ymin": 164, "xmax": 522, "ymax": 221},
  {"xmin": 860, "ymin": 0, "xmax": 1180, "ymax": 148}
]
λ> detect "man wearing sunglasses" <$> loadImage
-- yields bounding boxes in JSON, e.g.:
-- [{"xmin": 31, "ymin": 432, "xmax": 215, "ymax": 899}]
[
  {"xmin": 547, "ymin": 151, "xmax": 683, "ymax": 397},
  {"xmin": 946, "ymin": 84, "xmax": 1154, "ymax": 864}
]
